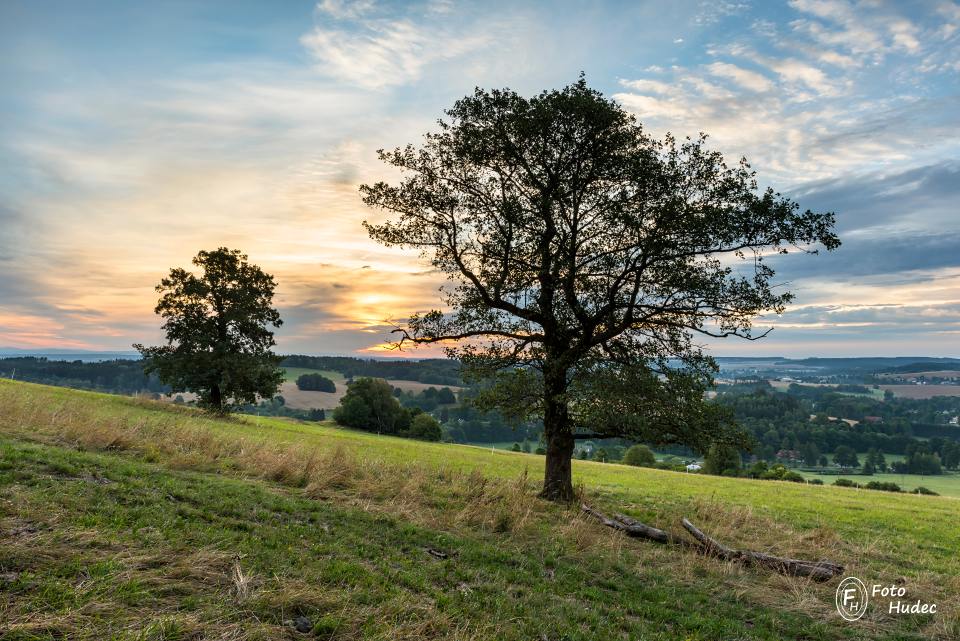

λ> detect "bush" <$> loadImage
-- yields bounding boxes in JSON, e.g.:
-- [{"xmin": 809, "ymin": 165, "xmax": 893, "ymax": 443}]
[
  {"xmin": 833, "ymin": 478, "xmax": 859, "ymax": 488},
  {"xmin": 623, "ymin": 444, "xmax": 656, "ymax": 467},
  {"xmin": 807, "ymin": 478, "xmax": 824, "ymax": 485},
  {"xmin": 405, "ymin": 413, "xmax": 442, "ymax": 441},
  {"xmin": 747, "ymin": 461, "xmax": 768, "ymax": 478},
  {"xmin": 781, "ymin": 471, "xmax": 806, "ymax": 483},
  {"xmin": 912, "ymin": 486, "xmax": 939, "ymax": 496},
  {"xmin": 864, "ymin": 481, "xmax": 901, "ymax": 493},
  {"xmin": 296, "ymin": 373, "xmax": 336, "ymax": 393},
  {"xmin": 436, "ymin": 387, "xmax": 457, "ymax": 404},
  {"xmin": 759, "ymin": 464, "xmax": 791, "ymax": 480}
]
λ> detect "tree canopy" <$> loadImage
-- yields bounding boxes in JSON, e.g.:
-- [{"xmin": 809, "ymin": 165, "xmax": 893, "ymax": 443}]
[
  {"xmin": 134, "ymin": 247, "xmax": 283, "ymax": 413},
  {"xmin": 361, "ymin": 78, "xmax": 839, "ymax": 500},
  {"xmin": 296, "ymin": 373, "xmax": 337, "ymax": 393}
]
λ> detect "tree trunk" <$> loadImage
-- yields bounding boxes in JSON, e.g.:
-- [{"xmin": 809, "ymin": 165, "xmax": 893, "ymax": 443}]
[
  {"xmin": 210, "ymin": 383, "xmax": 223, "ymax": 413},
  {"xmin": 540, "ymin": 365, "xmax": 575, "ymax": 501},
  {"xmin": 541, "ymin": 429, "xmax": 575, "ymax": 501}
]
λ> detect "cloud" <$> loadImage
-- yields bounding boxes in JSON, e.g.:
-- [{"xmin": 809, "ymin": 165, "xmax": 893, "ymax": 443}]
[
  {"xmin": 694, "ymin": 1, "xmax": 750, "ymax": 26},
  {"xmin": 316, "ymin": 0, "xmax": 375, "ymax": 20},
  {"xmin": 787, "ymin": 0, "xmax": 926, "ymax": 62},
  {"xmin": 301, "ymin": 2, "xmax": 503, "ymax": 89},
  {"xmin": 705, "ymin": 61, "xmax": 773, "ymax": 92},
  {"xmin": 789, "ymin": 161, "xmax": 960, "ymax": 233},
  {"xmin": 764, "ymin": 57, "xmax": 837, "ymax": 96}
]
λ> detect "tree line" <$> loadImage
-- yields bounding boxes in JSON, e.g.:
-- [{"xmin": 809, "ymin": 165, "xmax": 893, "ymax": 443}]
[{"xmin": 0, "ymin": 357, "xmax": 168, "ymax": 395}]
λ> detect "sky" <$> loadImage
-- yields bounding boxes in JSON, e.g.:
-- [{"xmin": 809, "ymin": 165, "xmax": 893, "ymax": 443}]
[{"xmin": 1, "ymin": 0, "xmax": 958, "ymax": 358}]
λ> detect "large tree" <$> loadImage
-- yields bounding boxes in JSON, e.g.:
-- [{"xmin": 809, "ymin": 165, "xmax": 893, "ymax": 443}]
[
  {"xmin": 361, "ymin": 79, "xmax": 839, "ymax": 501},
  {"xmin": 135, "ymin": 248, "xmax": 284, "ymax": 413}
]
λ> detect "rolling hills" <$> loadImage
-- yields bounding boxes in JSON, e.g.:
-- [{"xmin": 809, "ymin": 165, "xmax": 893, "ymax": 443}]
[{"xmin": 1, "ymin": 380, "xmax": 958, "ymax": 640}]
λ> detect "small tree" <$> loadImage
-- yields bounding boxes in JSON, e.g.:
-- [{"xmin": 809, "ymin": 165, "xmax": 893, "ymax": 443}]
[
  {"xmin": 333, "ymin": 378, "xmax": 410, "ymax": 434},
  {"xmin": 704, "ymin": 443, "xmax": 742, "ymax": 476},
  {"xmin": 135, "ymin": 248, "xmax": 283, "ymax": 413},
  {"xmin": 801, "ymin": 442, "xmax": 820, "ymax": 467},
  {"xmin": 362, "ymin": 79, "xmax": 839, "ymax": 500},
  {"xmin": 833, "ymin": 445, "xmax": 859, "ymax": 468},
  {"xmin": 406, "ymin": 413, "xmax": 443, "ymax": 441},
  {"xmin": 623, "ymin": 444, "xmax": 656, "ymax": 467}
]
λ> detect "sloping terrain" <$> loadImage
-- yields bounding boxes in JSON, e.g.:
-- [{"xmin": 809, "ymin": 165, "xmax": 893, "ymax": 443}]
[{"xmin": 1, "ymin": 380, "xmax": 958, "ymax": 640}]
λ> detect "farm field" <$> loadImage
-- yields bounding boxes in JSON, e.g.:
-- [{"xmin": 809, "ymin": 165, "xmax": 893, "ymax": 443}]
[
  {"xmin": 278, "ymin": 367, "xmax": 461, "ymax": 411},
  {"xmin": 768, "ymin": 379, "xmax": 960, "ymax": 400},
  {"xmin": 1, "ymin": 380, "xmax": 958, "ymax": 640},
  {"xmin": 877, "ymin": 384, "xmax": 960, "ymax": 399},
  {"xmin": 767, "ymin": 380, "xmax": 886, "ymax": 399},
  {"xmin": 877, "ymin": 370, "xmax": 960, "ymax": 380},
  {"xmin": 797, "ymin": 469, "xmax": 960, "ymax": 498}
]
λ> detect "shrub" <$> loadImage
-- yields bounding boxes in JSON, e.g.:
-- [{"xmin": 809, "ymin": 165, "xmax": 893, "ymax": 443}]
[
  {"xmin": 405, "ymin": 413, "xmax": 442, "ymax": 442},
  {"xmin": 833, "ymin": 478, "xmax": 860, "ymax": 488},
  {"xmin": 808, "ymin": 478, "xmax": 824, "ymax": 485},
  {"xmin": 747, "ymin": 461, "xmax": 768, "ymax": 478},
  {"xmin": 912, "ymin": 486, "xmax": 939, "ymax": 496},
  {"xmin": 623, "ymin": 444, "xmax": 656, "ymax": 467},
  {"xmin": 781, "ymin": 471, "xmax": 805, "ymax": 483},
  {"xmin": 864, "ymin": 481, "xmax": 901, "ymax": 493},
  {"xmin": 759, "ymin": 464, "xmax": 790, "ymax": 480}
]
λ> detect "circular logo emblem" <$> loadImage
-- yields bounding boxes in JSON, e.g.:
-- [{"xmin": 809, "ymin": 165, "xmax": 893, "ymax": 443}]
[{"xmin": 836, "ymin": 576, "xmax": 869, "ymax": 621}]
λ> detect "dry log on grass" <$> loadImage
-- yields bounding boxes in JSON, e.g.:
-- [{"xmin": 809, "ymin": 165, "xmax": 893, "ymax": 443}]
[
  {"xmin": 580, "ymin": 504, "xmax": 673, "ymax": 543},
  {"xmin": 581, "ymin": 505, "xmax": 843, "ymax": 582},
  {"xmin": 679, "ymin": 518, "xmax": 840, "ymax": 582}
]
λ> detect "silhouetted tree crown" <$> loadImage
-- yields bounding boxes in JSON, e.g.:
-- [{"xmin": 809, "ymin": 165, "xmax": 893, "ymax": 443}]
[
  {"xmin": 134, "ymin": 247, "xmax": 283, "ymax": 413},
  {"xmin": 361, "ymin": 78, "xmax": 839, "ymax": 500}
]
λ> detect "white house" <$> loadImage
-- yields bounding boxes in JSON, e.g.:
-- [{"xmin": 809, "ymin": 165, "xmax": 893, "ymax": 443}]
[{"xmin": 686, "ymin": 463, "xmax": 702, "ymax": 472}]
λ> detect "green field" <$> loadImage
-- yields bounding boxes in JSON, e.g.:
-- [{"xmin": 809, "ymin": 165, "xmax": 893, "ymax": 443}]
[
  {"xmin": 280, "ymin": 367, "xmax": 345, "ymax": 383},
  {"xmin": 2, "ymin": 380, "xmax": 958, "ymax": 640},
  {"xmin": 798, "ymin": 469, "xmax": 960, "ymax": 497}
]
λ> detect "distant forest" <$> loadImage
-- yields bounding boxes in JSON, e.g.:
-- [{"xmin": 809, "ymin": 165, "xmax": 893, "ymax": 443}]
[
  {"xmin": 0, "ymin": 355, "xmax": 462, "ymax": 394},
  {"xmin": 0, "ymin": 357, "xmax": 169, "ymax": 394},
  {"xmin": 717, "ymin": 382, "xmax": 960, "ymax": 471}
]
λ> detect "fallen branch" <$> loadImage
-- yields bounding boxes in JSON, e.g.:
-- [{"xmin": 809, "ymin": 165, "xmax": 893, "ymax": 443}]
[
  {"xmin": 582, "ymin": 505, "xmax": 843, "ymax": 582},
  {"xmin": 580, "ymin": 504, "xmax": 673, "ymax": 543},
  {"xmin": 679, "ymin": 518, "xmax": 839, "ymax": 581}
]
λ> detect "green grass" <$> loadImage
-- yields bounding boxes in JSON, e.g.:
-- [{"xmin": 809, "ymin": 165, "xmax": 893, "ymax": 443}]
[
  {"xmin": 796, "ymin": 468, "xmax": 960, "ymax": 497},
  {"xmin": 2, "ymin": 379, "xmax": 958, "ymax": 640}
]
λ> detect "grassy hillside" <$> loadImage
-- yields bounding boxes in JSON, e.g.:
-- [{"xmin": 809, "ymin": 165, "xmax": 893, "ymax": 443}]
[{"xmin": 1, "ymin": 380, "xmax": 958, "ymax": 640}]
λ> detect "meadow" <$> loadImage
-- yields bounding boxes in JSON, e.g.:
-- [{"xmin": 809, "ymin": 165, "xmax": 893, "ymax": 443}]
[{"xmin": 1, "ymin": 380, "xmax": 958, "ymax": 640}]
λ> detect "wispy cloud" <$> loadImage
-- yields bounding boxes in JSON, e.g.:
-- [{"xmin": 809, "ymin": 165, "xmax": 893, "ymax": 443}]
[
  {"xmin": 301, "ymin": 1, "xmax": 507, "ymax": 89},
  {"xmin": 705, "ymin": 61, "xmax": 773, "ymax": 92}
]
